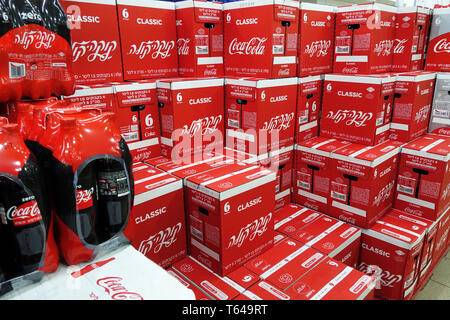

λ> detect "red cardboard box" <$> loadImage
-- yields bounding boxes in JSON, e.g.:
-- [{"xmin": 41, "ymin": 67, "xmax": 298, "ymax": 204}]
[
  {"xmin": 425, "ymin": 5, "xmax": 450, "ymax": 72},
  {"xmin": 431, "ymin": 207, "xmax": 450, "ymax": 267},
  {"xmin": 62, "ymin": 0, "xmax": 123, "ymax": 85},
  {"xmin": 225, "ymin": 77, "xmax": 297, "ymax": 155},
  {"xmin": 290, "ymin": 214, "xmax": 361, "ymax": 268},
  {"xmin": 328, "ymin": 140, "xmax": 402, "ymax": 229},
  {"xmin": 428, "ymin": 73, "xmax": 450, "ymax": 135},
  {"xmin": 157, "ymin": 77, "xmax": 224, "ymax": 159},
  {"xmin": 389, "ymin": 71, "xmax": 436, "ymax": 143},
  {"xmin": 112, "ymin": 80, "xmax": 161, "ymax": 163},
  {"xmin": 117, "ymin": 0, "xmax": 178, "ymax": 80},
  {"xmin": 223, "ymin": 0, "xmax": 299, "ymax": 78},
  {"xmin": 394, "ymin": 134, "xmax": 450, "ymax": 221},
  {"xmin": 175, "ymin": 0, "xmax": 224, "ymax": 77},
  {"xmin": 286, "ymin": 257, "xmax": 376, "ymax": 300},
  {"xmin": 129, "ymin": 163, "xmax": 186, "ymax": 268},
  {"xmin": 184, "ymin": 163, "xmax": 276, "ymax": 276},
  {"xmin": 298, "ymin": 3, "xmax": 335, "ymax": 77},
  {"xmin": 62, "ymin": 84, "xmax": 116, "ymax": 112},
  {"xmin": 333, "ymin": 3, "xmax": 396, "ymax": 74},
  {"xmin": 274, "ymin": 203, "xmax": 322, "ymax": 237},
  {"xmin": 295, "ymin": 75, "xmax": 323, "ymax": 144},
  {"xmin": 293, "ymin": 137, "xmax": 351, "ymax": 213},
  {"xmin": 358, "ymin": 211, "xmax": 428, "ymax": 300},
  {"xmin": 393, "ymin": 7, "xmax": 432, "ymax": 72},
  {"xmin": 321, "ymin": 74, "xmax": 395, "ymax": 146}
]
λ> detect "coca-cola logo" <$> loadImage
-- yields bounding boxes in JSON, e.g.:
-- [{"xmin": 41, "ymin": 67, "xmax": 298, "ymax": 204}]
[
  {"xmin": 374, "ymin": 40, "xmax": 393, "ymax": 57},
  {"xmin": 15, "ymin": 31, "xmax": 55, "ymax": 50},
  {"xmin": 128, "ymin": 40, "xmax": 175, "ymax": 60},
  {"xmin": 304, "ymin": 40, "xmax": 331, "ymax": 58},
  {"xmin": 96, "ymin": 277, "xmax": 144, "ymax": 300},
  {"xmin": 6, "ymin": 201, "xmax": 42, "ymax": 226},
  {"xmin": 373, "ymin": 181, "xmax": 394, "ymax": 207},
  {"xmin": 414, "ymin": 105, "xmax": 431, "ymax": 123},
  {"xmin": 434, "ymin": 38, "xmax": 450, "ymax": 53},
  {"xmin": 181, "ymin": 115, "xmax": 223, "ymax": 137},
  {"xmin": 393, "ymin": 38, "xmax": 407, "ymax": 54},
  {"xmin": 262, "ymin": 112, "xmax": 294, "ymax": 132},
  {"xmin": 359, "ymin": 262, "xmax": 402, "ymax": 289},
  {"xmin": 227, "ymin": 212, "xmax": 272, "ymax": 249},
  {"xmin": 76, "ymin": 187, "xmax": 94, "ymax": 206},
  {"xmin": 228, "ymin": 37, "xmax": 267, "ymax": 56},
  {"xmin": 177, "ymin": 38, "xmax": 190, "ymax": 56},
  {"xmin": 326, "ymin": 110, "xmax": 373, "ymax": 127},
  {"xmin": 138, "ymin": 222, "xmax": 182, "ymax": 256},
  {"xmin": 404, "ymin": 207, "xmax": 423, "ymax": 216},
  {"xmin": 342, "ymin": 67, "xmax": 358, "ymax": 73},
  {"xmin": 72, "ymin": 40, "xmax": 117, "ymax": 62}
]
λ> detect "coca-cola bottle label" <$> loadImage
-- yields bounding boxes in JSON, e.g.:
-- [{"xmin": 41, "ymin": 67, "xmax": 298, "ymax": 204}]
[
  {"xmin": 76, "ymin": 187, "xmax": 95, "ymax": 211},
  {"xmin": 97, "ymin": 171, "xmax": 130, "ymax": 198},
  {"xmin": 4, "ymin": 198, "xmax": 43, "ymax": 227}
]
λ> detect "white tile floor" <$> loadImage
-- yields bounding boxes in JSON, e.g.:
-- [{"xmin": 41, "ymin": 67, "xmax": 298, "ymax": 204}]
[{"xmin": 415, "ymin": 250, "xmax": 450, "ymax": 300}]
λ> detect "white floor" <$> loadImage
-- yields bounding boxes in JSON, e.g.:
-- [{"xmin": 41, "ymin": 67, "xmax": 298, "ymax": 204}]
[{"xmin": 415, "ymin": 250, "xmax": 450, "ymax": 300}]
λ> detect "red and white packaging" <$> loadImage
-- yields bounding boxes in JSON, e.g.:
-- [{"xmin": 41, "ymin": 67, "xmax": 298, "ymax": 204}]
[
  {"xmin": 111, "ymin": 80, "xmax": 161, "ymax": 163},
  {"xmin": 394, "ymin": 134, "xmax": 450, "ymax": 221},
  {"xmin": 175, "ymin": 0, "xmax": 224, "ymax": 77},
  {"xmin": 425, "ymin": 5, "xmax": 450, "ymax": 72},
  {"xmin": 386, "ymin": 209, "xmax": 439, "ymax": 294},
  {"xmin": 320, "ymin": 74, "xmax": 395, "ymax": 146},
  {"xmin": 146, "ymin": 155, "xmax": 173, "ymax": 167},
  {"xmin": 358, "ymin": 211, "xmax": 428, "ymax": 300},
  {"xmin": 290, "ymin": 215, "xmax": 361, "ymax": 268},
  {"xmin": 171, "ymin": 256, "xmax": 256, "ymax": 300},
  {"xmin": 333, "ymin": 3, "xmax": 396, "ymax": 74},
  {"xmin": 393, "ymin": 7, "xmax": 432, "ymax": 72},
  {"xmin": 225, "ymin": 77, "xmax": 297, "ymax": 155},
  {"xmin": 223, "ymin": 0, "xmax": 299, "ymax": 78},
  {"xmin": 298, "ymin": 3, "xmax": 335, "ymax": 77},
  {"xmin": 166, "ymin": 267, "xmax": 213, "ymax": 300},
  {"xmin": 286, "ymin": 257, "xmax": 376, "ymax": 300},
  {"xmin": 293, "ymin": 137, "xmax": 351, "ymax": 213},
  {"xmin": 116, "ymin": 0, "xmax": 178, "ymax": 80},
  {"xmin": 295, "ymin": 75, "xmax": 323, "ymax": 144},
  {"xmin": 128, "ymin": 163, "xmax": 186, "ymax": 268},
  {"xmin": 157, "ymin": 77, "xmax": 224, "ymax": 159},
  {"xmin": 389, "ymin": 71, "xmax": 436, "ymax": 143},
  {"xmin": 274, "ymin": 203, "xmax": 322, "ymax": 237},
  {"xmin": 61, "ymin": 0, "xmax": 123, "ymax": 85},
  {"xmin": 244, "ymin": 238, "xmax": 326, "ymax": 291},
  {"xmin": 184, "ymin": 162, "xmax": 276, "ymax": 276},
  {"xmin": 328, "ymin": 140, "xmax": 403, "ymax": 229},
  {"xmin": 431, "ymin": 207, "xmax": 450, "ymax": 268},
  {"xmin": 428, "ymin": 72, "xmax": 450, "ymax": 136},
  {"xmin": 62, "ymin": 84, "xmax": 116, "ymax": 112}
]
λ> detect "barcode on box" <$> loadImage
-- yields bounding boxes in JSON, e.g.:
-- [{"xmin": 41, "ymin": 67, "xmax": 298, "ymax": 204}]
[
  {"xmin": 397, "ymin": 184, "xmax": 414, "ymax": 195},
  {"xmin": 190, "ymin": 226, "xmax": 203, "ymax": 241},
  {"xmin": 376, "ymin": 116, "xmax": 384, "ymax": 126},
  {"xmin": 123, "ymin": 132, "xmax": 139, "ymax": 142},
  {"xmin": 298, "ymin": 180, "xmax": 310, "ymax": 190},
  {"xmin": 9, "ymin": 62, "xmax": 25, "ymax": 79},
  {"xmin": 196, "ymin": 46, "xmax": 209, "ymax": 55},
  {"xmin": 273, "ymin": 45, "xmax": 284, "ymax": 55},
  {"xmin": 331, "ymin": 191, "xmax": 346, "ymax": 201},
  {"xmin": 228, "ymin": 119, "xmax": 240, "ymax": 129},
  {"xmin": 335, "ymin": 46, "xmax": 350, "ymax": 54}
]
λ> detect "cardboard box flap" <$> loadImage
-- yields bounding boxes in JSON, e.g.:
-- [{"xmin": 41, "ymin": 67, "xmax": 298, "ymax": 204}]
[
  {"xmin": 171, "ymin": 256, "xmax": 243, "ymax": 300},
  {"xmin": 387, "ymin": 209, "xmax": 437, "ymax": 231},
  {"xmin": 296, "ymin": 137, "xmax": 351, "ymax": 154},
  {"xmin": 113, "ymin": 82, "xmax": 157, "ymax": 107},
  {"xmin": 132, "ymin": 162, "xmax": 153, "ymax": 173},
  {"xmin": 367, "ymin": 219, "xmax": 423, "ymax": 248},
  {"xmin": 166, "ymin": 268, "xmax": 214, "ymax": 300},
  {"xmin": 133, "ymin": 166, "xmax": 182, "ymax": 198},
  {"xmin": 298, "ymin": 76, "xmax": 323, "ymax": 97},
  {"xmin": 241, "ymin": 280, "xmax": 294, "ymax": 300},
  {"xmin": 64, "ymin": 85, "xmax": 114, "ymax": 98},
  {"xmin": 402, "ymin": 134, "xmax": 450, "ymax": 160},
  {"xmin": 275, "ymin": 205, "xmax": 323, "ymax": 235},
  {"xmin": 116, "ymin": 0, "xmax": 175, "ymax": 10},
  {"xmin": 225, "ymin": 267, "xmax": 260, "ymax": 291},
  {"xmin": 332, "ymin": 141, "xmax": 402, "ymax": 166},
  {"xmin": 395, "ymin": 71, "xmax": 437, "ymax": 83},
  {"xmin": 145, "ymin": 156, "xmax": 172, "ymax": 166}
]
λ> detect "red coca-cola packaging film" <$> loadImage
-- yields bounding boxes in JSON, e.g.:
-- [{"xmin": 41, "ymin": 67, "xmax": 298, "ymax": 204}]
[
  {"xmin": 390, "ymin": 71, "xmax": 436, "ymax": 143},
  {"xmin": 425, "ymin": 5, "xmax": 450, "ymax": 72},
  {"xmin": 286, "ymin": 257, "xmax": 376, "ymax": 300},
  {"xmin": 225, "ymin": 77, "xmax": 297, "ymax": 155},
  {"xmin": 428, "ymin": 72, "xmax": 450, "ymax": 135},
  {"xmin": 128, "ymin": 163, "xmax": 186, "ymax": 268},
  {"xmin": 298, "ymin": 3, "xmax": 335, "ymax": 77},
  {"xmin": 171, "ymin": 256, "xmax": 253, "ymax": 300},
  {"xmin": 393, "ymin": 7, "xmax": 432, "ymax": 72},
  {"xmin": 42, "ymin": 111, "xmax": 135, "ymax": 266},
  {"xmin": 223, "ymin": 0, "xmax": 299, "ymax": 78},
  {"xmin": 0, "ymin": 0, "xmax": 75, "ymax": 102},
  {"xmin": 290, "ymin": 214, "xmax": 362, "ymax": 268},
  {"xmin": 175, "ymin": 0, "xmax": 224, "ymax": 77},
  {"xmin": 333, "ymin": 3, "xmax": 396, "ymax": 74},
  {"xmin": 61, "ymin": 0, "xmax": 123, "ymax": 85},
  {"xmin": 293, "ymin": 137, "xmax": 351, "ymax": 213},
  {"xmin": 358, "ymin": 210, "xmax": 428, "ymax": 300},
  {"xmin": 166, "ymin": 267, "xmax": 213, "ymax": 300},
  {"xmin": 157, "ymin": 77, "xmax": 224, "ymax": 159},
  {"xmin": 111, "ymin": 81, "xmax": 161, "ymax": 163},
  {"xmin": 295, "ymin": 75, "xmax": 323, "ymax": 144},
  {"xmin": 117, "ymin": 0, "xmax": 178, "ymax": 80},
  {"xmin": 0, "ymin": 121, "xmax": 58, "ymax": 296},
  {"xmin": 185, "ymin": 162, "xmax": 276, "ymax": 276},
  {"xmin": 386, "ymin": 209, "xmax": 439, "ymax": 294},
  {"xmin": 328, "ymin": 140, "xmax": 403, "ymax": 229},
  {"xmin": 321, "ymin": 74, "xmax": 395, "ymax": 146},
  {"xmin": 62, "ymin": 84, "xmax": 116, "ymax": 112},
  {"xmin": 394, "ymin": 134, "xmax": 450, "ymax": 221}
]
